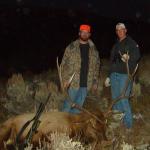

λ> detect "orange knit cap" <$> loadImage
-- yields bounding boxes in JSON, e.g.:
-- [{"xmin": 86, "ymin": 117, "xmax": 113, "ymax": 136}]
[{"xmin": 80, "ymin": 24, "xmax": 91, "ymax": 32}]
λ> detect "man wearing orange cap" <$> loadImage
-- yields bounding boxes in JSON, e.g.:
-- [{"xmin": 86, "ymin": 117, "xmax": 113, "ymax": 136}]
[{"xmin": 61, "ymin": 24, "xmax": 100, "ymax": 113}]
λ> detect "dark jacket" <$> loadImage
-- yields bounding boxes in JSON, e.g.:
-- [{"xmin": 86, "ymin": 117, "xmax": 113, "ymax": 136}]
[{"xmin": 110, "ymin": 36, "xmax": 141, "ymax": 75}]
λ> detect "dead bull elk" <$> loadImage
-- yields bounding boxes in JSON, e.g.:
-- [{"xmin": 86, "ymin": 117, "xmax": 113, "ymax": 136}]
[{"xmin": 0, "ymin": 110, "xmax": 107, "ymax": 149}]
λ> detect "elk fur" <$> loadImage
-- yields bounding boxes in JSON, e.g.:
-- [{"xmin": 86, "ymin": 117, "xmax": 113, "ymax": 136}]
[{"xmin": 0, "ymin": 110, "xmax": 107, "ymax": 149}]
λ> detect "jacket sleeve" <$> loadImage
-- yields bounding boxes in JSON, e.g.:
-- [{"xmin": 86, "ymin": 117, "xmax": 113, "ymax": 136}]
[
  {"xmin": 93, "ymin": 50, "xmax": 100, "ymax": 84},
  {"xmin": 60, "ymin": 44, "xmax": 73, "ymax": 82},
  {"xmin": 128, "ymin": 40, "xmax": 141, "ymax": 69}
]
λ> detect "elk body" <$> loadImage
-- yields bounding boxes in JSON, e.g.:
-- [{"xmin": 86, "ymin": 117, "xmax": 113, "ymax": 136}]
[{"xmin": 0, "ymin": 110, "xmax": 107, "ymax": 149}]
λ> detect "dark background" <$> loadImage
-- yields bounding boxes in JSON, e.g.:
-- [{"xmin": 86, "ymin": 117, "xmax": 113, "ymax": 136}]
[{"xmin": 0, "ymin": 0, "xmax": 150, "ymax": 76}]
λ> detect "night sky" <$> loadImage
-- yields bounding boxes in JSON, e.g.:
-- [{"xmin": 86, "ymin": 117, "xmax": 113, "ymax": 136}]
[{"xmin": 0, "ymin": 0, "xmax": 150, "ymax": 76}]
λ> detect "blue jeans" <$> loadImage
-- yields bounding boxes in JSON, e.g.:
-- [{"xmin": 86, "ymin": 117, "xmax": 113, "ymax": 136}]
[
  {"xmin": 62, "ymin": 87, "xmax": 87, "ymax": 114},
  {"xmin": 110, "ymin": 72, "xmax": 133, "ymax": 128}
]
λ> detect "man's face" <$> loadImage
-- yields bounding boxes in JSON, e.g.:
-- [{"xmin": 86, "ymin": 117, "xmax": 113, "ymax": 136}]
[
  {"xmin": 79, "ymin": 30, "xmax": 91, "ymax": 41},
  {"xmin": 116, "ymin": 28, "xmax": 127, "ymax": 40}
]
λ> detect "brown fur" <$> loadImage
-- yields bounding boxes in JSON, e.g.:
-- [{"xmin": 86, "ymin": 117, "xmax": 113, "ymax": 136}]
[{"xmin": 0, "ymin": 111, "xmax": 107, "ymax": 149}]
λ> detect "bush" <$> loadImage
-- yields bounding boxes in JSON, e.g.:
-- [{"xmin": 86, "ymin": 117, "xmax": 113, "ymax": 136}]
[{"xmin": 7, "ymin": 73, "xmax": 27, "ymax": 102}]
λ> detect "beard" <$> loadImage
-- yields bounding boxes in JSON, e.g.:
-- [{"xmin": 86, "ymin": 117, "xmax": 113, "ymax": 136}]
[{"xmin": 79, "ymin": 35, "xmax": 89, "ymax": 42}]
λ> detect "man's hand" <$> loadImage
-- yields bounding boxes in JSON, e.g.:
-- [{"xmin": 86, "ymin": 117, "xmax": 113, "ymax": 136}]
[
  {"xmin": 121, "ymin": 53, "xmax": 130, "ymax": 62},
  {"xmin": 105, "ymin": 77, "xmax": 111, "ymax": 87},
  {"xmin": 92, "ymin": 83, "xmax": 98, "ymax": 91},
  {"xmin": 91, "ymin": 83, "xmax": 98, "ymax": 94}
]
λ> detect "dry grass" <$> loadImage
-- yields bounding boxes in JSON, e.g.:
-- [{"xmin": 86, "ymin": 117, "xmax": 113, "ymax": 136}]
[
  {"xmin": 16, "ymin": 132, "xmax": 91, "ymax": 150},
  {"xmin": 0, "ymin": 57, "xmax": 150, "ymax": 150},
  {"xmin": 138, "ymin": 55, "xmax": 150, "ymax": 87}
]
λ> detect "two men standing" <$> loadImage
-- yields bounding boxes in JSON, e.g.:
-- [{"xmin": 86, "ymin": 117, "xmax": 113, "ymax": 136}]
[{"xmin": 60, "ymin": 23, "xmax": 140, "ymax": 129}]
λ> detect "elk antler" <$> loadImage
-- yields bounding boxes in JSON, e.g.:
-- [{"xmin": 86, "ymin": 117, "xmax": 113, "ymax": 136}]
[
  {"xmin": 105, "ymin": 53, "xmax": 139, "ymax": 117},
  {"xmin": 57, "ymin": 57, "xmax": 64, "ymax": 93}
]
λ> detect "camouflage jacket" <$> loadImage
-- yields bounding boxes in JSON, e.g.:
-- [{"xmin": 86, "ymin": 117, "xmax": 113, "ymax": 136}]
[{"xmin": 61, "ymin": 39, "xmax": 100, "ymax": 91}]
